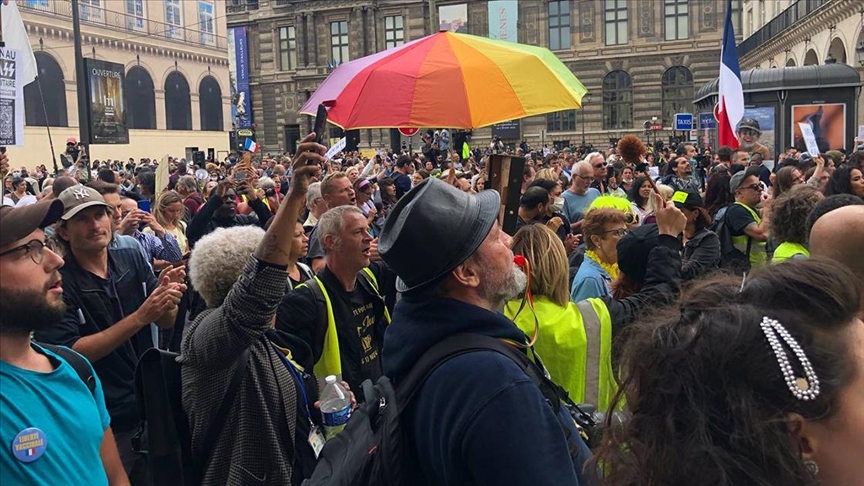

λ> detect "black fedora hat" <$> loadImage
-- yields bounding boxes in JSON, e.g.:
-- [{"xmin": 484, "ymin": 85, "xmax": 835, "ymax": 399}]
[{"xmin": 378, "ymin": 177, "xmax": 500, "ymax": 293}]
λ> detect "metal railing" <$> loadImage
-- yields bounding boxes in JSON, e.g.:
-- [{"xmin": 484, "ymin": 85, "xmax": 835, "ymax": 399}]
[
  {"xmin": 738, "ymin": 0, "xmax": 831, "ymax": 58},
  {"xmin": 227, "ymin": 0, "xmax": 259, "ymax": 13},
  {"xmin": 19, "ymin": 1, "xmax": 227, "ymax": 50}
]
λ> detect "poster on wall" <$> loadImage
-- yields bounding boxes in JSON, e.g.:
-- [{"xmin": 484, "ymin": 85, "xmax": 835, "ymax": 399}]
[
  {"xmin": 739, "ymin": 106, "xmax": 775, "ymax": 158},
  {"xmin": 84, "ymin": 58, "xmax": 128, "ymax": 145},
  {"xmin": 439, "ymin": 4, "xmax": 468, "ymax": 33},
  {"xmin": 791, "ymin": 103, "xmax": 845, "ymax": 153},
  {"xmin": 227, "ymin": 27, "xmax": 252, "ymax": 129},
  {"xmin": 0, "ymin": 48, "xmax": 25, "ymax": 146},
  {"xmin": 488, "ymin": 1, "xmax": 518, "ymax": 42}
]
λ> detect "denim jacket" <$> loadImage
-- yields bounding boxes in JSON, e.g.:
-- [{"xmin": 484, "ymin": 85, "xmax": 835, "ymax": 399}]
[{"xmin": 571, "ymin": 256, "xmax": 612, "ymax": 302}]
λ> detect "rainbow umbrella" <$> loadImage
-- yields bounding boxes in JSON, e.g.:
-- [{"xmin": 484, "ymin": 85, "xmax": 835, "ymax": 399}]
[{"xmin": 300, "ymin": 31, "xmax": 588, "ymax": 130}]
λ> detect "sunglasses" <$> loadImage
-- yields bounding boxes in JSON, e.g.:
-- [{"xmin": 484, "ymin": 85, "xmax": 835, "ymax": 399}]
[
  {"xmin": 744, "ymin": 183, "xmax": 762, "ymax": 192},
  {"xmin": 593, "ymin": 163, "xmax": 607, "ymax": 168}
]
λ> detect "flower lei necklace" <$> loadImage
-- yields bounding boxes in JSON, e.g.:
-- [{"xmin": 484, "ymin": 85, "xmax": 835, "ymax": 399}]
[{"xmin": 585, "ymin": 249, "xmax": 619, "ymax": 280}]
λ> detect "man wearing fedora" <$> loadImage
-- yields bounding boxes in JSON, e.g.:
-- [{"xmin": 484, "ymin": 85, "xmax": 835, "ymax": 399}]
[{"xmin": 378, "ymin": 177, "xmax": 592, "ymax": 485}]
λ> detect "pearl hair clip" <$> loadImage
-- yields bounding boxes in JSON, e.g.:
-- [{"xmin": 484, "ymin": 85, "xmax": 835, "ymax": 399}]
[{"xmin": 760, "ymin": 316, "xmax": 820, "ymax": 401}]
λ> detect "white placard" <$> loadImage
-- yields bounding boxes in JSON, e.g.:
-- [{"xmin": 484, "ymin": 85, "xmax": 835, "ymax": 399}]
[
  {"xmin": 648, "ymin": 166, "xmax": 660, "ymax": 180},
  {"xmin": 0, "ymin": 48, "xmax": 25, "ymax": 146},
  {"xmin": 857, "ymin": 124, "xmax": 864, "ymax": 141},
  {"xmin": 798, "ymin": 122, "xmax": 820, "ymax": 157},
  {"xmin": 324, "ymin": 137, "xmax": 346, "ymax": 160}
]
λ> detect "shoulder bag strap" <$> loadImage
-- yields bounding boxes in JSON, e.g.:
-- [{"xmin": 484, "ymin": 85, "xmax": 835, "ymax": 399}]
[
  {"xmin": 197, "ymin": 347, "xmax": 251, "ymax": 468},
  {"xmin": 37, "ymin": 343, "xmax": 96, "ymax": 396}
]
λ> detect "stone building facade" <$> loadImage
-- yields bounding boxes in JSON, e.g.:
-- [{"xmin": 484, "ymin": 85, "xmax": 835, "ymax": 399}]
[
  {"xmin": 738, "ymin": 0, "xmax": 863, "ymax": 127},
  {"xmin": 9, "ymin": 0, "xmax": 231, "ymax": 165},
  {"xmin": 228, "ymin": 0, "xmax": 732, "ymax": 154}
]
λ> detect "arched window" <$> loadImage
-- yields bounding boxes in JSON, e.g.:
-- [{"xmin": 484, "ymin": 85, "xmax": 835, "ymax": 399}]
[
  {"xmin": 164, "ymin": 71, "xmax": 191, "ymax": 130},
  {"xmin": 602, "ymin": 70, "xmax": 632, "ymax": 129},
  {"xmin": 785, "ymin": 58, "xmax": 796, "ymax": 67},
  {"xmin": 661, "ymin": 66, "xmax": 693, "ymax": 126},
  {"xmin": 803, "ymin": 49, "xmax": 819, "ymax": 66},
  {"xmin": 23, "ymin": 52, "xmax": 68, "ymax": 127},
  {"xmin": 125, "ymin": 66, "xmax": 156, "ymax": 129},
  {"xmin": 827, "ymin": 37, "xmax": 846, "ymax": 64},
  {"xmin": 199, "ymin": 76, "xmax": 223, "ymax": 131}
]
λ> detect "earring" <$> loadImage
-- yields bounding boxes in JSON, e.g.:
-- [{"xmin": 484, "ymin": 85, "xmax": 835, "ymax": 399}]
[{"xmin": 804, "ymin": 459, "xmax": 819, "ymax": 477}]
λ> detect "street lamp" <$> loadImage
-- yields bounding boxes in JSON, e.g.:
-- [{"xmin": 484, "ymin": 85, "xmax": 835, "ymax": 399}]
[{"xmin": 581, "ymin": 92, "xmax": 592, "ymax": 145}]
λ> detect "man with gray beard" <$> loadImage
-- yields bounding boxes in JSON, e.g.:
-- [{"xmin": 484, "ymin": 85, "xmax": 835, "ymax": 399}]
[{"xmin": 377, "ymin": 177, "xmax": 592, "ymax": 485}]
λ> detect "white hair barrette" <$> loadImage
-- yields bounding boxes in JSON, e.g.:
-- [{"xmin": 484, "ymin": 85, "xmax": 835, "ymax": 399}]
[{"xmin": 760, "ymin": 316, "xmax": 820, "ymax": 401}]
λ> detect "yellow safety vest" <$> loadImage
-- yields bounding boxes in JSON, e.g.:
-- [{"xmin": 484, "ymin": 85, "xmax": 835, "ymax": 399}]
[
  {"xmin": 730, "ymin": 202, "xmax": 767, "ymax": 267},
  {"xmin": 504, "ymin": 296, "xmax": 618, "ymax": 410},
  {"xmin": 297, "ymin": 268, "xmax": 391, "ymax": 390},
  {"xmin": 772, "ymin": 242, "xmax": 809, "ymax": 264}
]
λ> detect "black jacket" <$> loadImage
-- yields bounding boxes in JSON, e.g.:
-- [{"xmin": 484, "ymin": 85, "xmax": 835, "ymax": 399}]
[
  {"xmin": 681, "ymin": 228, "xmax": 721, "ymax": 281},
  {"xmin": 35, "ymin": 246, "xmax": 157, "ymax": 432},
  {"xmin": 186, "ymin": 194, "xmax": 272, "ymax": 247}
]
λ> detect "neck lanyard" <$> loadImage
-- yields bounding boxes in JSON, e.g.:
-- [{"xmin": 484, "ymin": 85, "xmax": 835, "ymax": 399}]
[{"xmin": 272, "ymin": 343, "xmax": 312, "ymax": 422}]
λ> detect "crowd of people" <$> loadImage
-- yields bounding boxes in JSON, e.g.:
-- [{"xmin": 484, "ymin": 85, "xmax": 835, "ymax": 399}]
[{"xmin": 1, "ymin": 122, "xmax": 863, "ymax": 486}]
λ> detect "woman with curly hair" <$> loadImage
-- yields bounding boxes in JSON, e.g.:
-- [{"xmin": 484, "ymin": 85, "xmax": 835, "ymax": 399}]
[
  {"xmin": 770, "ymin": 184, "xmax": 823, "ymax": 263},
  {"xmin": 823, "ymin": 166, "xmax": 864, "ymax": 199},
  {"xmin": 596, "ymin": 258, "xmax": 864, "ymax": 486}
]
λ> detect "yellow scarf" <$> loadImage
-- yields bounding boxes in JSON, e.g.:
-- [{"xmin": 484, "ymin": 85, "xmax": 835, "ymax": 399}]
[{"xmin": 585, "ymin": 249, "xmax": 619, "ymax": 280}]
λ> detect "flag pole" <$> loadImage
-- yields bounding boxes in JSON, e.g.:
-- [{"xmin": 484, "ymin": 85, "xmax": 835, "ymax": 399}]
[{"xmin": 34, "ymin": 76, "xmax": 59, "ymax": 173}]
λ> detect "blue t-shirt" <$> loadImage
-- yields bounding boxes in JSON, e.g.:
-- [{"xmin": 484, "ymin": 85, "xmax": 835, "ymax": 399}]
[
  {"xmin": 562, "ymin": 188, "xmax": 601, "ymax": 224},
  {"xmin": 0, "ymin": 344, "xmax": 110, "ymax": 485}
]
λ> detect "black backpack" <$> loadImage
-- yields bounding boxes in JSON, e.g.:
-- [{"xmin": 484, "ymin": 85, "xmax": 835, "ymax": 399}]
[
  {"xmin": 302, "ymin": 333, "xmax": 593, "ymax": 486},
  {"xmin": 711, "ymin": 205, "xmax": 751, "ymax": 275},
  {"xmin": 134, "ymin": 347, "xmax": 249, "ymax": 485}
]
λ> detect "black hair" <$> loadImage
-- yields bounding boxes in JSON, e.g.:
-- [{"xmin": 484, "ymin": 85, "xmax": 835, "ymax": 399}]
[
  {"xmin": 137, "ymin": 171, "xmax": 156, "ymax": 196},
  {"xmin": 823, "ymin": 166, "xmax": 862, "ymax": 198},
  {"xmin": 627, "ymin": 176, "xmax": 650, "ymax": 209},
  {"xmin": 97, "ymin": 168, "xmax": 116, "ymax": 183},
  {"xmin": 704, "ymin": 172, "xmax": 734, "ymax": 218},
  {"xmin": 805, "ymin": 193, "xmax": 864, "ymax": 235},
  {"xmin": 527, "ymin": 178, "xmax": 559, "ymax": 194},
  {"xmin": 520, "ymin": 186, "xmax": 549, "ymax": 209},
  {"xmin": 596, "ymin": 258, "xmax": 861, "ymax": 486},
  {"xmin": 717, "ymin": 146, "xmax": 733, "ymax": 162}
]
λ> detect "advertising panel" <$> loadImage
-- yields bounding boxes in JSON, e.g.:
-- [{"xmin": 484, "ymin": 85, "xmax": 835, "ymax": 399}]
[
  {"xmin": 740, "ymin": 106, "xmax": 775, "ymax": 157},
  {"xmin": 488, "ymin": 1, "xmax": 518, "ymax": 42},
  {"xmin": 439, "ymin": 4, "xmax": 468, "ymax": 33},
  {"xmin": 492, "ymin": 120, "xmax": 520, "ymax": 140},
  {"xmin": 228, "ymin": 27, "xmax": 252, "ymax": 129},
  {"xmin": 84, "ymin": 58, "xmax": 128, "ymax": 144},
  {"xmin": 0, "ymin": 48, "xmax": 25, "ymax": 146},
  {"xmin": 791, "ymin": 103, "xmax": 845, "ymax": 153}
]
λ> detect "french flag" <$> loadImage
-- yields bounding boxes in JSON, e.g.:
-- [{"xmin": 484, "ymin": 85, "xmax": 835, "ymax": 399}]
[
  {"xmin": 243, "ymin": 138, "xmax": 260, "ymax": 153},
  {"xmin": 717, "ymin": 0, "xmax": 744, "ymax": 150}
]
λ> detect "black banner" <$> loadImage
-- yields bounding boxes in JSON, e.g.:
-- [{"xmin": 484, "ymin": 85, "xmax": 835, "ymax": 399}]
[{"xmin": 84, "ymin": 58, "xmax": 128, "ymax": 144}]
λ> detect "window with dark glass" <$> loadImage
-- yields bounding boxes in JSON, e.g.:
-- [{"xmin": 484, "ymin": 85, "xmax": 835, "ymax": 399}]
[
  {"xmin": 548, "ymin": 1, "xmax": 571, "ymax": 51},
  {"xmin": 661, "ymin": 66, "xmax": 693, "ymax": 126},
  {"xmin": 602, "ymin": 70, "xmax": 632, "ymax": 129},
  {"xmin": 124, "ymin": 66, "xmax": 156, "ymax": 129},
  {"xmin": 546, "ymin": 110, "xmax": 576, "ymax": 132}
]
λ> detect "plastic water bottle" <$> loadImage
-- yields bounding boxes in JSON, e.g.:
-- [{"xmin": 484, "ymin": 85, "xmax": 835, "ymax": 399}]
[{"xmin": 320, "ymin": 375, "xmax": 351, "ymax": 440}]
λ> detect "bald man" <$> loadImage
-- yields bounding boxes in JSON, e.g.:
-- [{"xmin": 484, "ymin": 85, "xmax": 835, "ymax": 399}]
[{"xmin": 810, "ymin": 205, "xmax": 864, "ymax": 312}]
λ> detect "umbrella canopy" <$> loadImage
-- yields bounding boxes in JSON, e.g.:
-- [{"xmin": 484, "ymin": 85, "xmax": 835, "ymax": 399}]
[{"xmin": 300, "ymin": 31, "xmax": 588, "ymax": 130}]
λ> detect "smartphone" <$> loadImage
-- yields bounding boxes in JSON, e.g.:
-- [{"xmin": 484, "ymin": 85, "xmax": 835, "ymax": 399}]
[
  {"xmin": 137, "ymin": 200, "xmax": 151, "ymax": 213},
  {"xmin": 234, "ymin": 172, "xmax": 246, "ymax": 181},
  {"xmin": 0, "ymin": 147, "xmax": 6, "ymax": 154},
  {"xmin": 313, "ymin": 104, "xmax": 328, "ymax": 146}
]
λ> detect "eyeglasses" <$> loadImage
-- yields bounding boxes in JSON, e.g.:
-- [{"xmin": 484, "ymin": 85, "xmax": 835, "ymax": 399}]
[
  {"xmin": 593, "ymin": 163, "xmax": 607, "ymax": 168},
  {"xmin": 578, "ymin": 174, "xmax": 593, "ymax": 181},
  {"xmin": 744, "ymin": 183, "xmax": 762, "ymax": 192},
  {"xmin": 601, "ymin": 228, "xmax": 628, "ymax": 239},
  {"xmin": 0, "ymin": 239, "xmax": 49, "ymax": 265}
]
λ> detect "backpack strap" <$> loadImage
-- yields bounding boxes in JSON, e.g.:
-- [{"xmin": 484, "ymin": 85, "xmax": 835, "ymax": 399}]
[
  {"xmin": 396, "ymin": 334, "xmax": 558, "ymax": 412},
  {"xmin": 37, "ymin": 343, "xmax": 96, "ymax": 397},
  {"xmin": 196, "ymin": 347, "xmax": 251, "ymax": 470}
]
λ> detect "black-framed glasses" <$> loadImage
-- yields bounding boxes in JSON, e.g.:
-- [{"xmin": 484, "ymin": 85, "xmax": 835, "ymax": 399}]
[
  {"xmin": 0, "ymin": 239, "xmax": 48, "ymax": 265},
  {"xmin": 601, "ymin": 228, "xmax": 629, "ymax": 239},
  {"xmin": 593, "ymin": 163, "xmax": 607, "ymax": 168}
]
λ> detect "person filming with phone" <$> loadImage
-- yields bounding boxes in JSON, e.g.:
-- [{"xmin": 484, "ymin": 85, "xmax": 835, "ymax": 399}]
[{"xmin": 186, "ymin": 163, "xmax": 272, "ymax": 248}]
